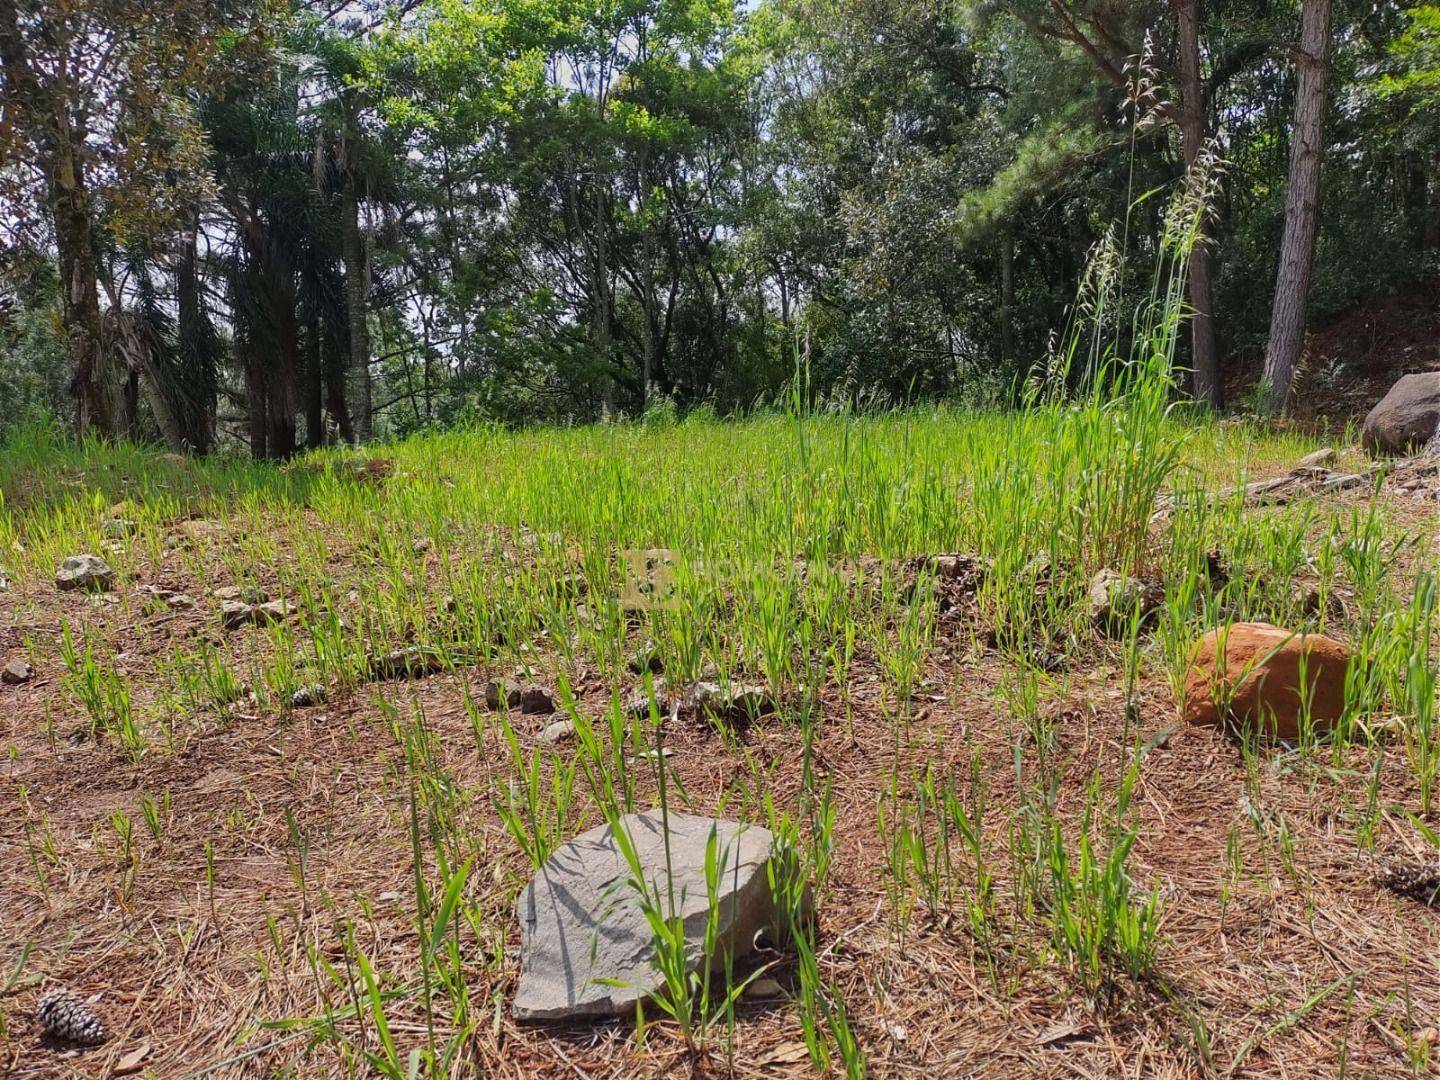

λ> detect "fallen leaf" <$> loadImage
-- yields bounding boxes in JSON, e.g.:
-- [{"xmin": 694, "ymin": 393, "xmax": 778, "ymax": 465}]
[
  {"xmin": 1030, "ymin": 1022, "xmax": 1087, "ymax": 1047},
  {"xmin": 111, "ymin": 1041, "xmax": 151, "ymax": 1076},
  {"xmin": 759, "ymin": 1040, "xmax": 813, "ymax": 1066}
]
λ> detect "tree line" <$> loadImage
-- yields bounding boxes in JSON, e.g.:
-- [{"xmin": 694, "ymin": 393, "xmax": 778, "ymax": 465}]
[{"xmin": 1, "ymin": 0, "xmax": 1437, "ymax": 453}]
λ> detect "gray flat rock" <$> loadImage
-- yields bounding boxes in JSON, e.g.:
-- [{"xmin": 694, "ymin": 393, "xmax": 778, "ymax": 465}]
[
  {"xmin": 55, "ymin": 554, "xmax": 114, "ymax": 592},
  {"xmin": 514, "ymin": 811, "xmax": 779, "ymax": 1022}
]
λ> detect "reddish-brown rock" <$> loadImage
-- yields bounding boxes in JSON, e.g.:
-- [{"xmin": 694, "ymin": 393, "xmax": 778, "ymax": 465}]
[{"xmin": 1182, "ymin": 621, "xmax": 1351, "ymax": 741}]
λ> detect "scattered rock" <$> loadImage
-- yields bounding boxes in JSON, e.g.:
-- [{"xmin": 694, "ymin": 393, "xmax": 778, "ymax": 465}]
[
  {"xmin": 686, "ymin": 680, "xmax": 776, "ymax": 722},
  {"xmin": 220, "ymin": 599, "xmax": 291, "ymax": 630},
  {"xmin": 1363, "ymin": 372, "xmax": 1440, "ymax": 455},
  {"xmin": 518, "ymin": 685, "xmax": 555, "ymax": 714},
  {"xmin": 484, "ymin": 678, "xmax": 509, "ymax": 710},
  {"xmin": 1297, "ymin": 447, "xmax": 1336, "ymax": 469},
  {"xmin": 214, "ymin": 584, "xmax": 268, "ymax": 604},
  {"xmin": 514, "ymin": 812, "xmax": 789, "ymax": 1021},
  {"xmin": 219, "ymin": 601, "xmax": 252, "ymax": 629},
  {"xmin": 745, "ymin": 977, "xmax": 785, "ymax": 999},
  {"xmin": 55, "ymin": 554, "xmax": 114, "ymax": 592},
  {"xmin": 3, "ymin": 659, "xmax": 33, "ymax": 685},
  {"xmin": 1181, "ymin": 621, "xmax": 1351, "ymax": 741},
  {"xmin": 1087, "ymin": 569, "xmax": 1160, "ymax": 634},
  {"xmin": 485, "ymin": 679, "xmax": 555, "ymax": 713},
  {"xmin": 1203, "ymin": 549, "xmax": 1230, "ymax": 588},
  {"xmin": 101, "ymin": 518, "xmax": 137, "ymax": 539},
  {"xmin": 926, "ymin": 553, "xmax": 988, "ymax": 588},
  {"xmin": 291, "ymin": 684, "xmax": 327, "ymax": 708},
  {"xmin": 368, "ymin": 646, "xmax": 445, "ymax": 681},
  {"xmin": 628, "ymin": 643, "xmax": 664, "ymax": 675},
  {"xmin": 538, "ymin": 719, "xmax": 576, "ymax": 744},
  {"xmin": 255, "ymin": 599, "xmax": 291, "ymax": 622},
  {"xmin": 1288, "ymin": 580, "xmax": 1347, "ymax": 621}
]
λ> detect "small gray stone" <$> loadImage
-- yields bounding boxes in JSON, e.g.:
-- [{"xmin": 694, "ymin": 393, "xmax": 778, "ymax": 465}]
[
  {"xmin": 101, "ymin": 518, "xmax": 137, "ymax": 539},
  {"xmin": 1087, "ymin": 569, "xmax": 1159, "ymax": 634},
  {"xmin": 214, "ymin": 584, "xmax": 268, "ymax": 604},
  {"xmin": 484, "ymin": 678, "xmax": 509, "ymax": 710},
  {"xmin": 745, "ymin": 977, "xmax": 785, "ymax": 1000},
  {"xmin": 2, "ymin": 659, "xmax": 33, "ymax": 685},
  {"xmin": 55, "ymin": 555, "xmax": 114, "ymax": 592},
  {"xmin": 514, "ymin": 812, "xmax": 787, "ymax": 1021},
  {"xmin": 1297, "ymin": 447, "xmax": 1336, "ymax": 469},
  {"xmin": 486, "ymin": 679, "xmax": 554, "ymax": 713},
  {"xmin": 367, "ymin": 646, "xmax": 445, "ymax": 681},
  {"xmin": 628, "ymin": 643, "xmax": 664, "ymax": 675},
  {"xmin": 686, "ymin": 681, "xmax": 775, "ymax": 721},
  {"xmin": 219, "ymin": 600, "xmax": 254, "ymax": 629},
  {"xmin": 253, "ymin": 599, "xmax": 292, "ymax": 623},
  {"xmin": 518, "ymin": 685, "xmax": 555, "ymax": 714},
  {"xmin": 537, "ymin": 719, "xmax": 575, "ymax": 744},
  {"xmin": 220, "ymin": 599, "xmax": 291, "ymax": 629}
]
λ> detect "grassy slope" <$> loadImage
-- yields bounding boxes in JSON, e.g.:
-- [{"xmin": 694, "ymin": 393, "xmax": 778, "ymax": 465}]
[{"xmin": 1, "ymin": 410, "xmax": 1437, "ymax": 1078}]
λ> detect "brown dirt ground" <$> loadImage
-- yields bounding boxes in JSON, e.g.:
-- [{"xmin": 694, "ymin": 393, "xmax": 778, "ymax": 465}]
[
  {"xmin": 3, "ymin": 476, "xmax": 1440, "ymax": 1078},
  {"xmin": 1227, "ymin": 277, "xmax": 1440, "ymax": 426}
]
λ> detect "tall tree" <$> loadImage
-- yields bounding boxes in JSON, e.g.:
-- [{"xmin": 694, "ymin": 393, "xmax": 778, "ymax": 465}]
[
  {"xmin": 1262, "ymin": 0, "xmax": 1333, "ymax": 414},
  {"xmin": 339, "ymin": 95, "xmax": 373, "ymax": 443},
  {"xmin": 1173, "ymin": 0, "xmax": 1221, "ymax": 408},
  {"xmin": 0, "ymin": 0, "xmax": 122, "ymax": 436},
  {"xmin": 0, "ymin": 0, "xmax": 219, "ymax": 439}
]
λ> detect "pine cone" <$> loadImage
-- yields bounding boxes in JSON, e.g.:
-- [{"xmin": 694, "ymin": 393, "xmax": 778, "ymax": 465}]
[
  {"xmin": 1377, "ymin": 859, "xmax": 1440, "ymax": 905},
  {"xmin": 36, "ymin": 988, "xmax": 106, "ymax": 1045}
]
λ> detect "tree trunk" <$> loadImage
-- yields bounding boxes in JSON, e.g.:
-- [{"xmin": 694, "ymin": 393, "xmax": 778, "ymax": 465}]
[
  {"xmin": 999, "ymin": 230, "xmax": 1015, "ymax": 366},
  {"xmin": 245, "ymin": 343, "xmax": 269, "ymax": 460},
  {"xmin": 303, "ymin": 321, "xmax": 325, "ymax": 449},
  {"xmin": 326, "ymin": 358, "xmax": 355, "ymax": 445},
  {"xmin": 54, "ymin": 132, "xmax": 125, "ymax": 436},
  {"xmin": 125, "ymin": 328, "xmax": 188, "ymax": 453},
  {"xmin": 1174, "ymin": 0, "xmax": 1222, "ymax": 410},
  {"xmin": 340, "ymin": 103, "xmax": 372, "ymax": 443},
  {"xmin": 175, "ymin": 226, "xmax": 216, "ymax": 453},
  {"xmin": 1262, "ymin": 0, "xmax": 1332, "ymax": 415},
  {"xmin": 0, "ymin": 0, "xmax": 123, "ymax": 437},
  {"xmin": 267, "ymin": 302, "xmax": 301, "ymax": 459}
]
